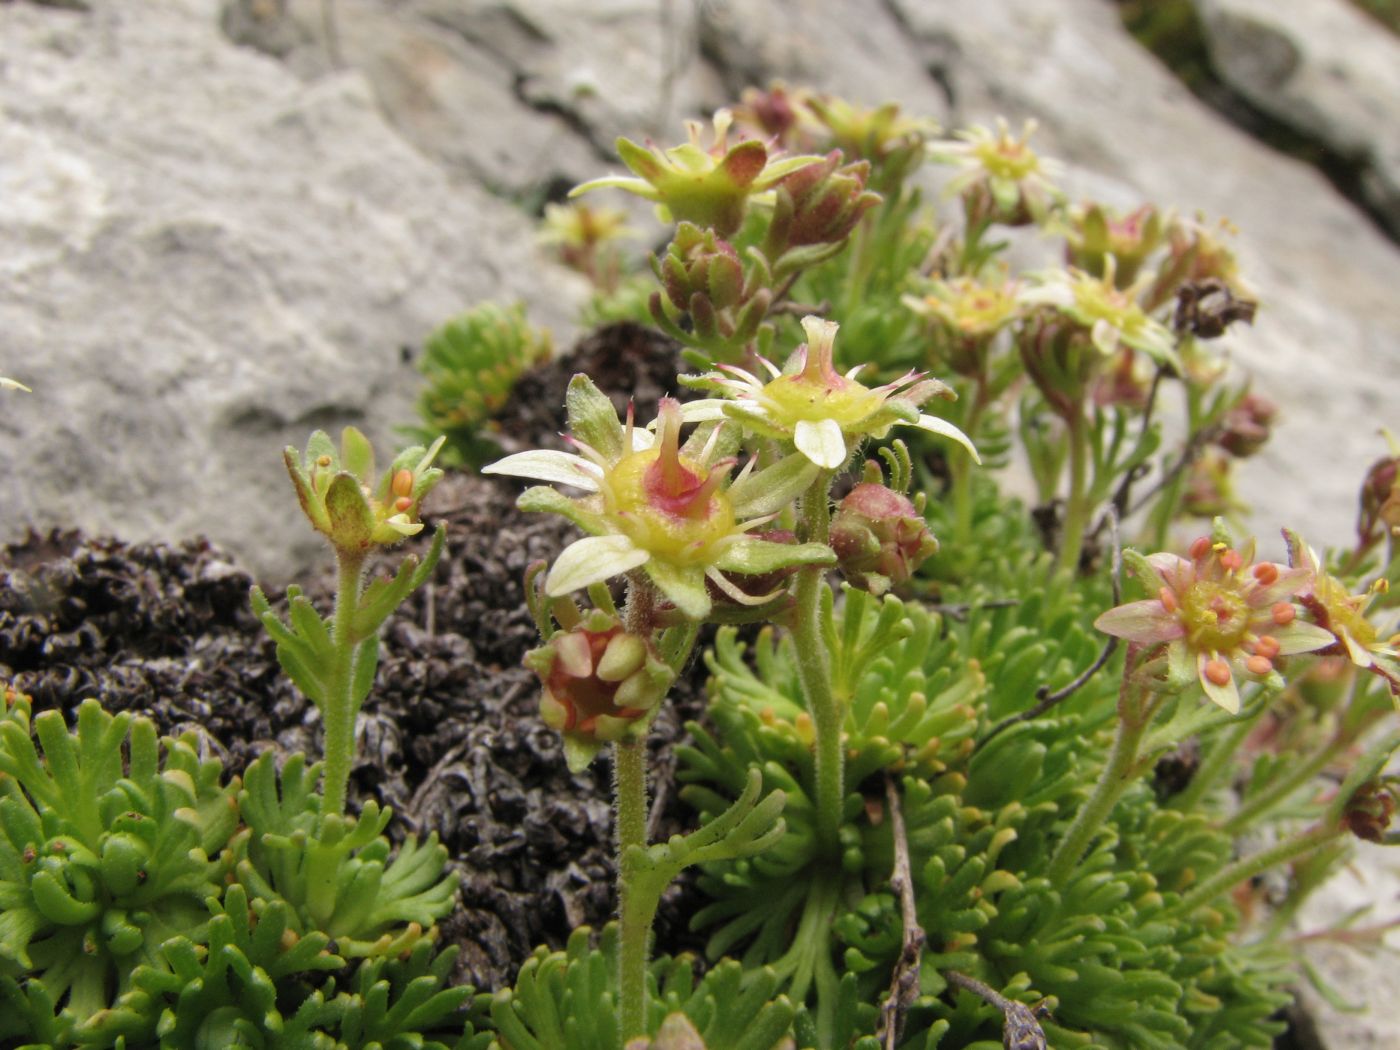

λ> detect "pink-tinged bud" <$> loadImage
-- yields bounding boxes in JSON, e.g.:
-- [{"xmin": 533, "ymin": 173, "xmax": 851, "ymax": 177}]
[
  {"xmin": 658, "ymin": 224, "xmax": 746, "ymax": 313},
  {"xmin": 829, "ymin": 483, "xmax": 938, "ymax": 596},
  {"xmin": 1065, "ymin": 203, "xmax": 1165, "ymax": 288},
  {"xmin": 735, "ymin": 83, "xmax": 804, "ymax": 143},
  {"xmin": 772, "ymin": 153, "xmax": 880, "ymax": 249},
  {"xmin": 524, "ymin": 613, "xmax": 675, "ymax": 771},
  {"xmin": 1216, "ymin": 393, "xmax": 1278, "ymax": 459}
]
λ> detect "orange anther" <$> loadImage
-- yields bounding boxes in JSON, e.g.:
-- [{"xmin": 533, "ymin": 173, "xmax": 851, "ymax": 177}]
[
  {"xmin": 1252, "ymin": 562, "xmax": 1279, "ymax": 585},
  {"xmin": 1204, "ymin": 659, "xmax": 1232, "ymax": 687},
  {"xmin": 1159, "ymin": 586, "xmax": 1179, "ymax": 613},
  {"xmin": 1220, "ymin": 549, "xmax": 1243, "ymax": 572},
  {"xmin": 1254, "ymin": 635, "xmax": 1281, "ymax": 659},
  {"xmin": 394, "ymin": 496, "xmax": 413, "ymax": 512},
  {"xmin": 1271, "ymin": 602, "xmax": 1296, "ymax": 626},
  {"xmin": 1189, "ymin": 536, "xmax": 1212, "ymax": 560},
  {"xmin": 392, "ymin": 469, "xmax": 415, "ymax": 499},
  {"xmin": 316, "ymin": 455, "xmax": 333, "ymax": 468},
  {"xmin": 1246, "ymin": 655, "xmax": 1272, "ymax": 676}
]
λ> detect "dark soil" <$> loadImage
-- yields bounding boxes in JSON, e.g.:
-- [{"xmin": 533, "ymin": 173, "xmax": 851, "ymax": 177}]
[{"xmin": 0, "ymin": 322, "xmax": 707, "ymax": 992}]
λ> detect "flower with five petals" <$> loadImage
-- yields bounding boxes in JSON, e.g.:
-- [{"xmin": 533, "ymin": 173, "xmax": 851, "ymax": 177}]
[
  {"xmin": 683, "ymin": 315, "xmax": 980, "ymax": 471},
  {"xmin": 483, "ymin": 376, "xmax": 833, "ymax": 621},
  {"xmin": 1286, "ymin": 531, "xmax": 1400, "ymax": 695},
  {"xmin": 1095, "ymin": 533, "xmax": 1335, "ymax": 713}
]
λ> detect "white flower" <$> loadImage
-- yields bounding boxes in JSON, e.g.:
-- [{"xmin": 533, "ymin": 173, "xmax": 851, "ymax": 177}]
[{"xmin": 684, "ymin": 315, "xmax": 979, "ymax": 470}]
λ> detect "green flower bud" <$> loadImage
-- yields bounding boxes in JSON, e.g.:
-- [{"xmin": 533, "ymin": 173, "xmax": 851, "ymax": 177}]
[{"xmin": 284, "ymin": 427, "xmax": 445, "ymax": 555}]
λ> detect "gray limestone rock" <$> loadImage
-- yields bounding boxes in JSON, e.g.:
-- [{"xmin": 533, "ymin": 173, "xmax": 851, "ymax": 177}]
[
  {"xmin": 1193, "ymin": 0, "xmax": 1400, "ymax": 237},
  {"xmin": 0, "ymin": 0, "xmax": 581, "ymax": 580}
]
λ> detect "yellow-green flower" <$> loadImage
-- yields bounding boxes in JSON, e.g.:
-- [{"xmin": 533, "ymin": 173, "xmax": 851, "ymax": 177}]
[
  {"xmin": 1287, "ymin": 531, "xmax": 1400, "ymax": 693},
  {"xmin": 902, "ymin": 271, "xmax": 1021, "ymax": 376},
  {"xmin": 484, "ymin": 377, "xmax": 833, "ymax": 620},
  {"xmin": 285, "ymin": 428, "xmax": 445, "ymax": 553},
  {"xmin": 933, "ymin": 118, "xmax": 1063, "ymax": 225},
  {"xmin": 684, "ymin": 315, "xmax": 979, "ymax": 471},
  {"xmin": 1020, "ymin": 259, "xmax": 1178, "ymax": 366},
  {"xmin": 571, "ymin": 109, "xmax": 822, "ymax": 236}
]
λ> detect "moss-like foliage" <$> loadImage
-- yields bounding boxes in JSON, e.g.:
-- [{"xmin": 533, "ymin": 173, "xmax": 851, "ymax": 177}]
[
  {"xmin": 679, "ymin": 487, "xmax": 1300, "ymax": 1048},
  {"xmin": 0, "ymin": 693, "xmax": 238, "ymax": 1028},
  {"xmin": 491, "ymin": 926, "xmax": 796, "ymax": 1050},
  {"xmin": 411, "ymin": 303, "xmax": 553, "ymax": 468},
  {"xmin": 232, "ymin": 751, "xmax": 458, "ymax": 959}
]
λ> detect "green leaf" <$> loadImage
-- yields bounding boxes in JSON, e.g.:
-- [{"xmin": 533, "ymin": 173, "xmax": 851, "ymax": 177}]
[
  {"xmin": 643, "ymin": 561, "xmax": 711, "ymax": 621},
  {"xmin": 341, "ymin": 426, "xmax": 376, "ymax": 483},
  {"xmin": 566, "ymin": 374, "xmax": 625, "ymax": 462},
  {"xmin": 727, "ymin": 453, "xmax": 820, "ymax": 519},
  {"xmin": 713, "ymin": 540, "xmax": 833, "ymax": 576}
]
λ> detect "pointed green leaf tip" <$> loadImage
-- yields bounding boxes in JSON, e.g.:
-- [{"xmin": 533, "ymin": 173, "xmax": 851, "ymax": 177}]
[
  {"xmin": 566, "ymin": 374, "xmax": 626, "ymax": 461},
  {"xmin": 626, "ymin": 1014, "xmax": 707, "ymax": 1050},
  {"xmin": 563, "ymin": 735, "xmax": 603, "ymax": 773},
  {"xmin": 341, "ymin": 425, "xmax": 376, "ymax": 483}
]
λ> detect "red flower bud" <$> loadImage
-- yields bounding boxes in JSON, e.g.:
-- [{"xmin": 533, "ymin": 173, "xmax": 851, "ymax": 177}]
[
  {"xmin": 524, "ymin": 613, "xmax": 674, "ymax": 771},
  {"xmin": 829, "ymin": 483, "xmax": 938, "ymax": 596}
]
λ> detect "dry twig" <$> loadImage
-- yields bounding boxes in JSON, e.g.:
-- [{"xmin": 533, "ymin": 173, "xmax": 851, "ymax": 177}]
[
  {"xmin": 943, "ymin": 970, "xmax": 1049, "ymax": 1050},
  {"xmin": 878, "ymin": 773, "xmax": 926, "ymax": 1049}
]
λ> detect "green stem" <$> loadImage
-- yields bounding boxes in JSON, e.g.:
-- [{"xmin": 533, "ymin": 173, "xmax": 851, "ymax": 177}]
[
  {"xmin": 1057, "ymin": 409, "xmax": 1090, "ymax": 575},
  {"xmin": 614, "ymin": 739, "xmax": 651, "ymax": 1045},
  {"xmin": 793, "ymin": 476, "xmax": 842, "ymax": 856},
  {"xmin": 1222, "ymin": 736, "xmax": 1345, "ymax": 834},
  {"xmin": 950, "ymin": 388, "xmax": 987, "ymax": 547},
  {"xmin": 1047, "ymin": 649, "xmax": 1151, "ymax": 887},
  {"xmin": 321, "ymin": 549, "xmax": 367, "ymax": 819},
  {"xmin": 1170, "ymin": 823, "xmax": 1340, "ymax": 917}
]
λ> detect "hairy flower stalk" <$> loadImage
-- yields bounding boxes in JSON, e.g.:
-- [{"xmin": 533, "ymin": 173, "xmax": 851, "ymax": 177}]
[
  {"xmin": 488, "ymin": 382, "xmax": 819, "ymax": 1045},
  {"xmin": 258, "ymin": 428, "xmax": 446, "ymax": 819}
]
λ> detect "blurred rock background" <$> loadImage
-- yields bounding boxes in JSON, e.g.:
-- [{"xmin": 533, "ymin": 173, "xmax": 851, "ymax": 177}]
[{"xmin": 2, "ymin": 2, "xmax": 1399, "ymax": 1041}]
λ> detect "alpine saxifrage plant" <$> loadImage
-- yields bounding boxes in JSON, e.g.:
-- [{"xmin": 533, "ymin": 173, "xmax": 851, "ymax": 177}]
[{"xmin": 3, "ymin": 82, "xmax": 1398, "ymax": 1050}]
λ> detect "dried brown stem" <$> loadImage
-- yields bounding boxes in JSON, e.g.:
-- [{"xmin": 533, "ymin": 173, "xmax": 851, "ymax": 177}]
[
  {"xmin": 878, "ymin": 773, "xmax": 926, "ymax": 1050},
  {"xmin": 943, "ymin": 971, "xmax": 1049, "ymax": 1050}
]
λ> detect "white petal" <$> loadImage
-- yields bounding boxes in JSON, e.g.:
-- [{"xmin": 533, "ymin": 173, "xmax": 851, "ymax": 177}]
[
  {"xmin": 670, "ymin": 399, "xmax": 731, "ymax": 424},
  {"xmin": 545, "ymin": 535, "xmax": 649, "ymax": 596},
  {"xmin": 913, "ymin": 415, "xmax": 981, "ymax": 464},
  {"xmin": 793, "ymin": 418, "xmax": 848, "ymax": 469},
  {"xmin": 705, "ymin": 566, "xmax": 781, "ymax": 606},
  {"xmin": 481, "ymin": 450, "xmax": 603, "ymax": 491}
]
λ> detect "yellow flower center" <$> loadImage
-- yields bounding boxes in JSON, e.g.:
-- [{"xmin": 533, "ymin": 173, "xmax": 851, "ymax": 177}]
[
  {"xmin": 974, "ymin": 139, "xmax": 1040, "ymax": 181},
  {"xmin": 758, "ymin": 373, "xmax": 882, "ymax": 428},
  {"xmin": 604, "ymin": 449, "xmax": 737, "ymax": 564},
  {"xmin": 1181, "ymin": 581, "xmax": 1250, "ymax": 653}
]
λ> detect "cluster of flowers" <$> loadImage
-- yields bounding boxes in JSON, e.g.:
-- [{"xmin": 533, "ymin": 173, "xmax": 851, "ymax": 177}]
[
  {"xmin": 1097, "ymin": 530, "xmax": 1399, "ymax": 713},
  {"xmin": 485, "ymin": 315, "xmax": 975, "ymax": 764}
]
